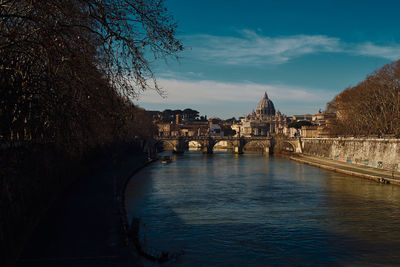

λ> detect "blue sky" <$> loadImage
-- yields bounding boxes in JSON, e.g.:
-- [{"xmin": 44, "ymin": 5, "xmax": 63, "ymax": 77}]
[{"xmin": 136, "ymin": 0, "xmax": 400, "ymax": 119}]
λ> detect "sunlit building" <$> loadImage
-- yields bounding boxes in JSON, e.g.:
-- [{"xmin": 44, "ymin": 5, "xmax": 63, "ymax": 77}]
[{"xmin": 238, "ymin": 92, "xmax": 289, "ymax": 137}]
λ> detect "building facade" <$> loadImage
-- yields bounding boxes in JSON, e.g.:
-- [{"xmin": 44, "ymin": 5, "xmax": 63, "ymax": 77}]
[{"xmin": 238, "ymin": 92, "xmax": 289, "ymax": 137}]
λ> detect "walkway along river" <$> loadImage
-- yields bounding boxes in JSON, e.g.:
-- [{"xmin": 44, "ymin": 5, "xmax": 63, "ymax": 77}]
[{"xmin": 125, "ymin": 151, "xmax": 400, "ymax": 266}]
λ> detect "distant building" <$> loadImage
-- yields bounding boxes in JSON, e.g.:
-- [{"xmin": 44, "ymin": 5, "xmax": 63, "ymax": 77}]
[
  {"xmin": 292, "ymin": 114, "xmax": 313, "ymax": 122},
  {"xmin": 301, "ymin": 111, "xmax": 337, "ymax": 138},
  {"xmin": 157, "ymin": 122, "xmax": 179, "ymax": 137},
  {"xmin": 312, "ymin": 110, "xmax": 336, "ymax": 126},
  {"xmin": 176, "ymin": 114, "xmax": 181, "ymax": 124},
  {"xmin": 231, "ymin": 123, "xmax": 241, "ymax": 137},
  {"xmin": 208, "ymin": 118, "xmax": 224, "ymax": 136},
  {"xmin": 301, "ymin": 125, "xmax": 319, "ymax": 138},
  {"xmin": 287, "ymin": 127, "xmax": 300, "ymax": 138},
  {"xmin": 238, "ymin": 92, "xmax": 289, "ymax": 137},
  {"xmin": 209, "ymin": 124, "xmax": 223, "ymax": 136}
]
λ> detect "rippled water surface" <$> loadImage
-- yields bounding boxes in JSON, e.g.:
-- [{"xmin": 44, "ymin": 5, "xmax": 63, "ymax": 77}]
[{"xmin": 125, "ymin": 152, "xmax": 400, "ymax": 266}]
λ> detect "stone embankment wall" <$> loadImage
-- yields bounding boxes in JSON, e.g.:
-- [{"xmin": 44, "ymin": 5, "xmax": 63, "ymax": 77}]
[{"xmin": 301, "ymin": 138, "xmax": 400, "ymax": 171}]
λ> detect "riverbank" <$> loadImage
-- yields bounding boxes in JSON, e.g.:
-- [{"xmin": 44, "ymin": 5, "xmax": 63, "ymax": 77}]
[
  {"xmin": 15, "ymin": 148, "xmax": 153, "ymax": 267},
  {"xmin": 290, "ymin": 154, "xmax": 400, "ymax": 185}
]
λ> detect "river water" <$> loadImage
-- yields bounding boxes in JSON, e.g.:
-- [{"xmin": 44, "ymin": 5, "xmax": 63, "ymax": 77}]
[{"xmin": 125, "ymin": 152, "xmax": 400, "ymax": 266}]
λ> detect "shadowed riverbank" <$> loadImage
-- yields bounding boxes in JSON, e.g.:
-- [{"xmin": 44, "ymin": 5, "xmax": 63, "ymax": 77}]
[{"xmin": 15, "ymin": 148, "xmax": 151, "ymax": 267}]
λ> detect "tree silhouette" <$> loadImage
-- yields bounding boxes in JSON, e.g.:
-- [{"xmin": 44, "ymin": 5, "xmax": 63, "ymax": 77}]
[{"xmin": 0, "ymin": 0, "xmax": 182, "ymax": 153}]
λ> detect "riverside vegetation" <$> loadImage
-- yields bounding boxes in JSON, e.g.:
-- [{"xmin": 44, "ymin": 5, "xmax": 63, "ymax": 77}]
[
  {"xmin": 328, "ymin": 60, "xmax": 400, "ymax": 137},
  {"xmin": 0, "ymin": 1, "xmax": 182, "ymax": 266}
]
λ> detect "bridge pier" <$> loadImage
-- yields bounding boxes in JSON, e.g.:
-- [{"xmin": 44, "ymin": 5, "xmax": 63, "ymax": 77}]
[
  {"xmin": 232, "ymin": 138, "xmax": 245, "ymax": 154},
  {"xmin": 263, "ymin": 146, "xmax": 271, "ymax": 155},
  {"xmin": 296, "ymin": 137, "xmax": 303, "ymax": 153},
  {"xmin": 233, "ymin": 146, "xmax": 243, "ymax": 154},
  {"xmin": 173, "ymin": 147, "xmax": 185, "ymax": 154},
  {"xmin": 202, "ymin": 146, "xmax": 213, "ymax": 154},
  {"xmin": 173, "ymin": 137, "xmax": 186, "ymax": 154},
  {"xmin": 201, "ymin": 138, "xmax": 214, "ymax": 154}
]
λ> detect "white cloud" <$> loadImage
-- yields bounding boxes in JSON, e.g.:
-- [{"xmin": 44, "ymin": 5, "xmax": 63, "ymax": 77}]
[
  {"xmin": 140, "ymin": 78, "xmax": 330, "ymax": 104},
  {"xmin": 354, "ymin": 42, "xmax": 400, "ymax": 60},
  {"xmin": 183, "ymin": 30, "xmax": 400, "ymax": 65},
  {"xmin": 138, "ymin": 78, "xmax": 334, "ymax": 117},
  {"xmin": 158, "ymin": 71, "xmax": 204, "ymax": 79},
  {"xmin": 185, "ymin": 30, "xmax": 341, "ymax": 65}
]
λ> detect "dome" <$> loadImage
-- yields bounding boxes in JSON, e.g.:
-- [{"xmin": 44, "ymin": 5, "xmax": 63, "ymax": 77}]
[{"xmin": 256, "ymin": 92, "xmax": 275, "ymax": 116}]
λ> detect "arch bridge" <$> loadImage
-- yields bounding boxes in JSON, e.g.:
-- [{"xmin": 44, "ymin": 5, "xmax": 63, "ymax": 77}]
[
  {"xmin": 155, "ymin": 136, "xmax": 274, "ymax": 154},
  {"xmin": 278, "ymin": 138, "xmax": 303, "ymax": 153}
]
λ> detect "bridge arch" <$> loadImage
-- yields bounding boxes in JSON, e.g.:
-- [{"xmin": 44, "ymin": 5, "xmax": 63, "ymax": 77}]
[
  {"xmin": 281, "ymin": 141, "xmax": 296, "ymax": 152},
  {"xmin": 155, "ymin": 140, "xmax": 175, "ymax": 152},
  {"xmin": 242, "ymin": 140, "xmax": 267, "ymax": 153},
  {"xmin": 212, "ymin": 139, "xmax": 235, "ymax": 151},
  {"xmin": 188, "ymin": 140, "xmax": 203, "ymax": 151}
]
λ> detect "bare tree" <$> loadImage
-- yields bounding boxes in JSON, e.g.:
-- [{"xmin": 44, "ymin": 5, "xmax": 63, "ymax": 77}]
[
  {"xmin": 332, "ymin": 60, "xmax": 400, "ymax": 137},
  {"xmin": 1, "ymin": 0, "xmax": 182, "ymax": 153}
]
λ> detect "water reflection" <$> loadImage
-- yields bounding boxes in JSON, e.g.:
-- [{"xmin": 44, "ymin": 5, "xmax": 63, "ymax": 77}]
[{"xmin": 125, "ymin": 152, "xmax": 400, "ymax": 266}]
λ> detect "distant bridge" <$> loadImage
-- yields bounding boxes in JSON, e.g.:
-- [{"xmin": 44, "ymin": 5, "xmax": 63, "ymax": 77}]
[
  {"xmin": 155, "ymin": 135, "xmax": 274, "ymax": 154},
  {"xmin": 155, "ymin": 136, "xmax": 303, "ymax": 154}
]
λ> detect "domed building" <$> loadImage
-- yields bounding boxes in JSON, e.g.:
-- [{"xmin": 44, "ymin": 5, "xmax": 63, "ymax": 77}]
[
  {"xmin": 237, "ymin": 92, "xmax": 289, "ymax": 137},
  {"xmin": 256, "ymin": 92, "xmax": 275, "ymax": 118}
]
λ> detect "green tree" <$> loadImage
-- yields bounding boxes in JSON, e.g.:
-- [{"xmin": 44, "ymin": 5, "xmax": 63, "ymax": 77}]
[
  {"xmin": 183, "ymin": 108, "xmax": 199, "ymax": 121},
  {"xmin": 225, "ymin": 117, "xmax": 237, "ymax": 123},
  {"xmin": 288, "ymin": 120, "xmax": 312, "ymax": 129}
]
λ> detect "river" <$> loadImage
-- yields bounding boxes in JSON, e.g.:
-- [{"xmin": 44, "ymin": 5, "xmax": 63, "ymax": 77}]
[{"xmin": 125, "ymin": 151, "xmax": 400, "ymax": 266}]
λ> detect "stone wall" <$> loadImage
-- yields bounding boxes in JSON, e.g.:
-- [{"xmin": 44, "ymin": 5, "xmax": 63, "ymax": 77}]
[{"xmin": 301, "ymin": 138, "xmax": 400, "ymax": 171}]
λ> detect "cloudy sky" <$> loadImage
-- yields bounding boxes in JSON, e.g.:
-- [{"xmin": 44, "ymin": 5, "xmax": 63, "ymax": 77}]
[{"xmin": 135, "ymin": 0, "xmax": 400, "ymax": 119}]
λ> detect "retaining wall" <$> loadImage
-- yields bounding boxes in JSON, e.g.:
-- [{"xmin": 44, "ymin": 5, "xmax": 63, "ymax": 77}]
[{"xmin": 301, "ymin": 138, "xmax": 400, "ymax": 171}]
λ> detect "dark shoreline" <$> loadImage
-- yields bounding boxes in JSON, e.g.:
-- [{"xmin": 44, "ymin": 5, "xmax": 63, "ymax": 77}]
[
  {"xmin": 119, "ymin": 157, "xmax": 157, "ymax": 264},
  {"xmin": 15, "ymin": 147, "xmax": 153, "ymax": 267}
]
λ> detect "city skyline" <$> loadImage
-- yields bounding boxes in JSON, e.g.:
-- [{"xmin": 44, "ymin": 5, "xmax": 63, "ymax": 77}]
[{"xmin": 136, "ymin": 0, "xmax": 400, "ymax": 118}]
